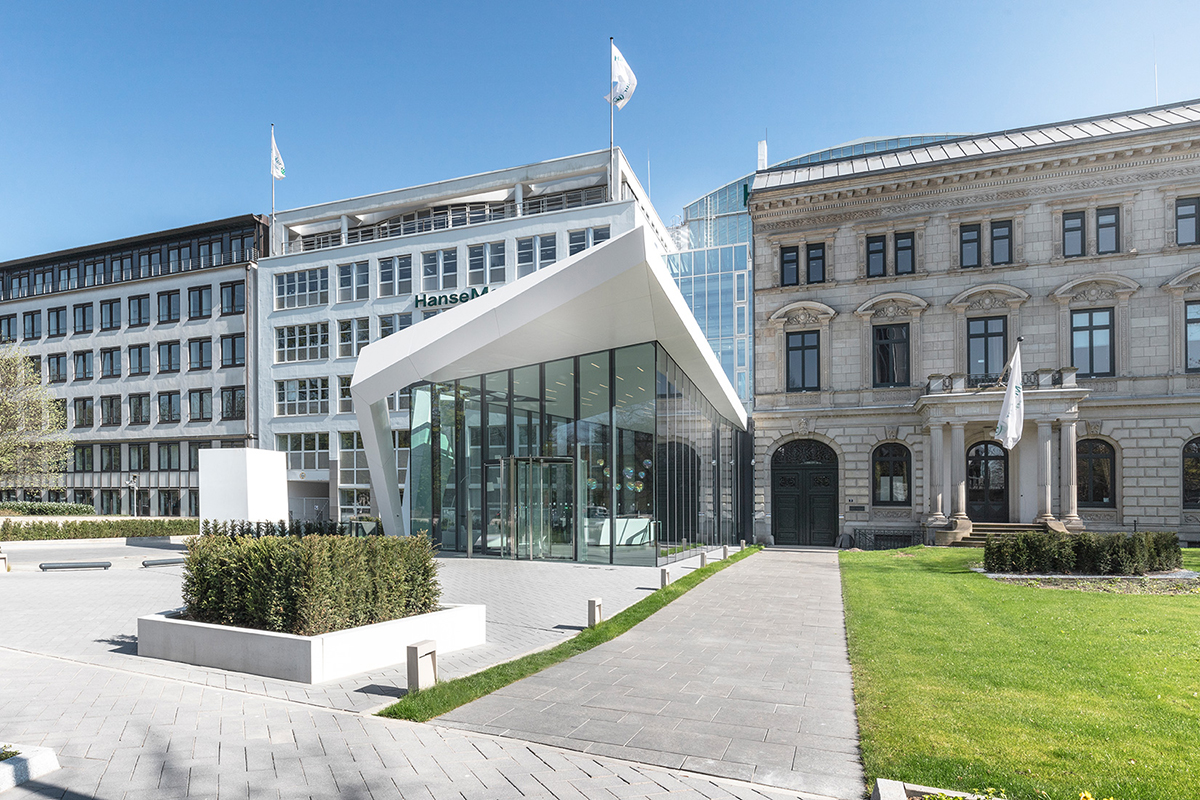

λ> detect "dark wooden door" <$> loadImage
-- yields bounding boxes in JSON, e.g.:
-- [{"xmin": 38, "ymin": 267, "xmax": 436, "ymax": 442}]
[
  {"xmin": 772, "ymin": 440, "xmax": 838, "ymax": 546},
  {"xmin": 967, "ymin": 442, "xmax": 1009, "ymax": 523}
]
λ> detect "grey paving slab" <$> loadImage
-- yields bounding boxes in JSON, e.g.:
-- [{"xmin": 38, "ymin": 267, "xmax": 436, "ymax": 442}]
[{"xmin": 438, "ymin": 548, "xmax": 866, "ymax": 799}]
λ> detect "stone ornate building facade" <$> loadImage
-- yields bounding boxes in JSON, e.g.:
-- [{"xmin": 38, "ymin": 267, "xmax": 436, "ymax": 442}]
[{"xmin": 750, "ymin": 100, "xmax": 1200, "ymax": 546}]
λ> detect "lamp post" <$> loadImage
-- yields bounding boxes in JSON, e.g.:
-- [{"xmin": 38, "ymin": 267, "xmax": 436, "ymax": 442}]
[{"xmin": 125, "ymin": 475, "xmax": 138, "ymax": 518}]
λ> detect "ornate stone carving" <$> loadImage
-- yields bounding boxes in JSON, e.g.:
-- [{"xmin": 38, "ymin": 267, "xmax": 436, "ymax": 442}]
[
  {"xmin": 885, "ymin": 426, "xmax": 899, "ymax": 440},
  {"xmin": 967, "ymin": 292, "xmax": 1011, "ymax": 311},
  {"xmin": 871, "ymin": 301, "xmax": 911, "ymax": 319},
  {"xmin": 794, "ymin": 417, "xmax": 809, "ymax": 435},
  {"xmin": 872, "ymin": 509, "xmax": 912, "ymax": 519},
  {"xmin": 786, "ymin": 310, "xmax": 821, "ymax": 327},
  {"xmin": 773, "ymin": 439, "xmax": 837, "ymax": 465},
  {"xmin": 874, "ymin": 390, "xmax": 912, "ymax": 403},
  {"xmin": 792, "ymin": 393, "xmax": 821, "ymax": 406},
  {"xmin": 1071, "ymin": 282, "xmax": 1118, "ymax": 303},
  {"xmin": 1081, "ymin": 380, "xmax": 1117, "ymax": 393}
]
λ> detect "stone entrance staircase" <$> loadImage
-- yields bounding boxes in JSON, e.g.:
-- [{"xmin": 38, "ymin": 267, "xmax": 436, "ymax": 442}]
[{"xmin": 950, "ymin": 521, "xmax": 1050, "ymax": 548}]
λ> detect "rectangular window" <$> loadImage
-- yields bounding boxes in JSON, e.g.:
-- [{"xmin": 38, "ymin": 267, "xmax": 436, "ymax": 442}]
[
  {"xmin": 568, "ymin": 229, "xmax": 587, "ymax": 256},
  {"xmin": 99, "ymin": 444, "xmax": 121, "ymax": 472},
  {"xmin": 468, "ymin": 244, "xmax": 486, "ymax": 285},
  {"xmin": 73, "ymin": 445, "xmax": 93, "ymax": 472},
  {"xmin": 873, "ymin": 324, "xmax": 910, "ymax": 387},
  {"xmin": 220, "ymin": 281, "xmax": 245, "ymax": 314},
  {"xmin": 488, "ymin": 241, "xmax": 506, "ymax": 283},
  {"xmin": 806, "ymin": 243, "xmax": 825, "ymax": 284},
  {"xmin": 221, "ymin": 386, "xmax": 246, "ymax": 420},
  {"xmin": 100, "ymin": 395, "xmax": 121, "ymax": 426},
  {"xmin": 156, "ymin": 489, "xmax": 180, "ymax": 516},
  {"xmin": 129, "ymin": 443, "xmax": 150, "ymax": 470},
  {"xmin": 277, "ymin": 432, "xmax": 330, "ymax": 471},
  {"xmin": 338, "ymin": 376, "xmax": 353, "ymax": 413},
  {"xmin": 187, "ymin": 286, "xmax": 212, "ymax": 319},
  {"xmin": 539, "ymin": 233, "xmax": 557, "ymax": 268},
  {"xmin": 1187, "ymin": 302, "xmax": 1200, "ymax": 372},
  {"xmin": 441, "ymin": 248, "xmax": 457, "ymax": 289},
  {"xmin": 991, "ymin": 220, "xmax": 1012, "ymax": 265},
  {"xmin": 188, "ymin": 442, "xmax": 211, "ymax": 473},
  {"xmin": 275, "ymin": 268, "xmax": 329, "ymax": 309},
  {"xmin": 23, "ymin": 311, "xmax": 40, "ymax": 340},
  {"xmin": 129, "ymin": 344, "xmax": 151, "ymax": 376},
  {"xmin": 100, "ymin": 348, "xmax": 120, "ymax": 379},
  {"xmin": 220, "ymin": 334, "xmax": 245, "ymax": 367},
  {"xmin": 960, "ymin": 224, "xmax": 981, "ymax": 268},
  {"xmin": 786, "ymin": 331, "xmax": 820, "ymax": 391},
  {"xmin": 421, "ymin": 251, "xmax": 438, "ymax": 291},
  {"xmin": 780, "ymin": 246, "xmax": 799, "ymax": 286},
  {"xmin": 129, "ymin": 394, "xmax": 151, "ymax": 425},
  {"xmin": 338, "ymin": 318, "xmax": 369, "ymax": 357},
  {"xmin": 379, "ymin": 313, "xmax": 412, "ymax": 338},
  {"xmin": 339, "ymin": 432, "xmax": 371, "ymax": 486},
  {"xmin": 337, "ymin": 261, "xmax": 369, "ymax": 302},
  {"xmin": 967, "ymin": 316, "xmax": 1007, "ymax": 377},
  {"xmin": 1072, "ymin": 308, "xmax": 1115, "ymax": 377},
  {"xmin": 1063, "ymin": 211, "xmax": 1085, "ymax": 258},
  {"xmin": 894, "ymin": 232, "xmax": 914, "ymax": 275},
  {"xmin": 158, "ymin": 291, "xmax": 180, "ymax": 323},
  {"xmin": 1097, "ymin": 206, "xmax": 1119, "ymax": 254},
  {"xmin": 516, "ymin": 238, "xmax": 534, "ymax": 278},
  {"xmin": 1178, "ymin": 197, "xmax": 1199, "ymax": 246},
  {"xmin": 128, "ymin": 296, "xmax": 150, "ymax": 327},
  {"xmin": 48, "ymin": 354, "xmax": 67, "ymax": 383},
  {"xmin": 866, "ymin": 235, "xmax": 886, "ymax": 277},
  {"xmin": 189, "ymin": 389, "xmax": 213, "ymax": 421},
  {"xmin": 158, "ymin": 392, "xmax": 181, "ymax": 423},
  {"xmin": 74, "ymin": 351, "xmax": 93, "ymax": 380},
  {"xmin": 275, "ymin": 323, "xmax": 329, "ymax": 362},
  {"xmin": 0, "ymin": 316, "xmax": 14, "ymax": 343},
  {"xmin": 158, "ymin": 341, "xmax": 180, "ymax": 373},
  {"xmin": 593, "ymin": 226, "xmax": 609, "ymax": 245},
  {"xmin": 73, "ymin": 397, "xmax": 94, "ymax": 428},
  {"xmin": 99, "ymin": 299, "xmax": 120, "ymax": 330},
  {"xmin": 73, "ymin": 303, "xmax": 93, "ymax": 333},
  {"xmin": 158, "ymin": 442, "xmax": 181, "ymax": 471},
  {"xmin": 47, "ymin": 307, "xmax": 66, "ymax": 336},
  {"xmin": 275, "ymin": 378, "xmax": 330, "ymax": 416},
  {"xmin": 377, "ymin": 255, "xmax": 411, "ymax": 296},
  {"xmin": 26, "ymin": 355, "xmax": 40, "ymax": 381},
  {"xmin": 100, "ymin": 489, "xmax": 120, "ymax": 515},
  {"xmin": 189, "ymin": 338, "xmax": 211, "ymax": 370}
]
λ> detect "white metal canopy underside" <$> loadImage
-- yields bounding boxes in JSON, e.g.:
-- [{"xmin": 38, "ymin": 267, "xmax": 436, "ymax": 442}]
[{"xmin": 351, "ymin": 225, "xmax": 746, "ymax": 537}]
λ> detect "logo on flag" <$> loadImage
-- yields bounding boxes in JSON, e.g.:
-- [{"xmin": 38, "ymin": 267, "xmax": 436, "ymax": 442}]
[
  {"xmin": 271, "ymin": 130, "xmax": 286, "ymax": 180},
  {"xmin": 993, "ymin": 340, "xmax": 1024, "ymax": 450},
  {"xmin": 605, "ymin": 42, "xmax": 637, "ymax": 110}
]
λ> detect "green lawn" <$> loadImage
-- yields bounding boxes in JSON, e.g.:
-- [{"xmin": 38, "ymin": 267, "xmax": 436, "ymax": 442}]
[{"xmin": 840, "ymin": 546, "xmax": 1200, "ymax": 800}]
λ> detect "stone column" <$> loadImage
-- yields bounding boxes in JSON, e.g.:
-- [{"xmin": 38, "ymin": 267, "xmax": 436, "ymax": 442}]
[
  {"xmin": 950, "ymin": 423, "xmax": 967, "ymax": 519},
  {"xmin": 1036, "ymin": 421, "xmax": 1053, "ymax": 522},
  {"xmin": 928, "ymin": 423, "xmax": 947, "ymax": 523},
  {"xmin": 1060, "ymin": 421, "xmax": 1080, "ymax": 525}
]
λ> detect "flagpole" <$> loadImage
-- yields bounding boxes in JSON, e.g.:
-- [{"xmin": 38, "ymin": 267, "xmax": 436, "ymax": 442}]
[
  {"xmin": 609, "ymin": 37, "xmax": 614, "ymax": 202},
  {"xmin": 271, "ymin": 123, "xmax": 276, "ymax": 257}
]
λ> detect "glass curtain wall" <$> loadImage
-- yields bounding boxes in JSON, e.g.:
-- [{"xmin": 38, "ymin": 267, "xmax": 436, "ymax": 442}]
[{"xmin": 409, "ymin": 342, "xmax": 745, "ymax": 565}]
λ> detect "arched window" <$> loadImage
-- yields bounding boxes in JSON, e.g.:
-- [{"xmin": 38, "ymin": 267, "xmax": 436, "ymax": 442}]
[
  {"xmin": 1077, "ymin": 439, "xmax": 1116, "ymax": 508},
  {"xmin": 1184, "ymin": 438, "xmax": 1200, "ymax": 509},
  {"xmin": 872, "ymin": 443, "xmax": 911, "ymax": 506}
]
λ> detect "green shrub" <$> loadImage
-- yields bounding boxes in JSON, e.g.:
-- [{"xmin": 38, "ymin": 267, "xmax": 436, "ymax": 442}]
[
  {"xmin": 198, "ymin": 518, "xmax": 378, "ymax": 538},
  {"xmin": 0, "ymin": 518, "xmax": 199, "ymax": 541},
  {"xmin": 182, "ymin": 533, "xmax": 440, "ymax": 636},
  {"xmin": 0, "ymin": 501, "xmax": 95, "ymax": 516},
  {"xmin": 984, "ymin": 530, "xmax": 1182, "ymax": 575}
]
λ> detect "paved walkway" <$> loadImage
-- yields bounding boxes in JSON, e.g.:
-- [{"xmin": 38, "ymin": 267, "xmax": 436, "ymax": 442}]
[{"xmin": 438, "ymin": 549, "xmax": 864, "ymax": 799}]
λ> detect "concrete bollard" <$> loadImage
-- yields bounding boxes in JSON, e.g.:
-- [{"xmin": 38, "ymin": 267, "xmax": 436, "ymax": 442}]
[
  {"xmin": 407, "ymin": 639, "xmax": 438, "ymax": 691},
  {"xmin": 722, "ymin": 545, "xmax": 729, "ymax": 560},
  {"xmin": 700, "ymin": 551, "xmax": 708, "ymax": 568},
  {"xmin": 588, "ymin": 598, "xmax": 603, "ymax": 627},
  {"xmin": 660, "ymin": 567, "xmax": 670, "ymax": 589},
  {"xmin": 740, "ymin": 539, "xmax": 745, "ymax": 549}
]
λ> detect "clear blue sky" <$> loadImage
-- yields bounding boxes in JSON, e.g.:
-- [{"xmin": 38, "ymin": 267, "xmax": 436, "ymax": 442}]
[{"xmin": 1, "ymin": 0, "xmax": 1197, "ymax": 261}]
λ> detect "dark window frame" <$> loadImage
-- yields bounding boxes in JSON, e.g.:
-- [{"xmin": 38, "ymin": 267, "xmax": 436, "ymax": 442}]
[
  {"xmin": 894, "ymin": 231, "xmax": 915, "ymax": 275},
  {"xmin": 1187, "ymin": 301, "xmax": 1200, "ymax": 373},
  {"xmin": 967, "ymin": 316, "xmax": 1007, "ymax": 377},
  {"xmin": 1071, "ymin": 307, "xmax": 1116, "ymax": 378},
  {"xmin": 866, "ymin": 235, "xmax": 886, "ymax": 278},
  {"xmin": 786, "ymin": 330, "xmax": 820, "ymax": 392},
  {"xmin": 1063, "ymin": 211, "xmax": 1085, "ymax": 258},
  {"xmin": 872, "ymin": 323, "xmax": 911, "ymax": 387},
  {"xmin": 990, "ymin": 220, "xmax": 1012, "ymax": 265},
  {"xmin": 872, "ymin": 443, "xmax": 912, "ymax": 506},
  {"xmin": 960, "ymin": 224, "xmax": 981, "ymax": 268},
  {"xmin": 1077, "ymin": 439, "xmax": 1116, "ymax": 508},
  {"xmin": 780, "ymin": 246, "xmax": 799, "ymax": 287},
  {"xmin": 1184, "ymin": 437, "xmax": 1200, "ymax": 509},
  {"xmin": 806, "ymin": 243, "xmax": 825, "ymax": 284},
  {"xmin": 1177, "ymin": 197, "xmax": 1199, "ymax": 247},
  {"xmin": 1096, "ymin": 206, "xmax": 1120, "ymax": 255}
]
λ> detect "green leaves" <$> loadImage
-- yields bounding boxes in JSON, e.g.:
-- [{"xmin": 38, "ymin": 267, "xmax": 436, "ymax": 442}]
[{"xmin": 985, "ymin": 531, "xmax": 1182, "ymax": 576}]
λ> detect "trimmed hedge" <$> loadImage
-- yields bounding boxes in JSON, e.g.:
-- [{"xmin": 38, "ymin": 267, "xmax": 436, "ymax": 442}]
[
  {"xmin": 0, "ymin": 501, "xmax": 95, "ymax": 516},
  {"xmin": 199, "ymin": 518, "xmax": 378, "ymax": 538},
  {"xmin": 182, "ymin": 533, "xmax": 440, "ymax": 636},
  {"xmin": 0, "ymin": 518, "xmax": 199, "ymax": 541},
  {"xmin": 984, "ymin": 530, "xmax": 1182, "ymax": 575}
]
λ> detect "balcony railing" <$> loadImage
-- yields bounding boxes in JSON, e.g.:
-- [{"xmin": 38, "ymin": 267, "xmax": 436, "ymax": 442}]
[
  {"xmin": 927, "ymin": 368, "xmax": 1076, "ymax": 395},
  {"xmin": 2, "ymin": 248, "xmax": 258, "ymax": 303},
  {"xmin": 286, "ymin": 186, "xmax": 608, "ymax": 255}
]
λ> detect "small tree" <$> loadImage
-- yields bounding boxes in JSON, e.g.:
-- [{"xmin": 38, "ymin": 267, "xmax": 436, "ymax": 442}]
[{"xmin": 0, "ymin": 345, "xmax": 71, "ymax": 491}]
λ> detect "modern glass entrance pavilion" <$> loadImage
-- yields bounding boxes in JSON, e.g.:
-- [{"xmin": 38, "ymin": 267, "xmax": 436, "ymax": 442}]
[{"xmin": 409, "ymin": 342, "xmax": 747, "ymax": 566}]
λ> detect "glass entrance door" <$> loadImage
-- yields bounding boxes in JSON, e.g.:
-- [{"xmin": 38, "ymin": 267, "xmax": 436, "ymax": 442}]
[
  {"xmin": 966, "ymin": 442, "xmax": 1009, "ymax": 522},
  {"xmin": 496, "ymin": 457, "xmax": 576, "ymax": 560}
]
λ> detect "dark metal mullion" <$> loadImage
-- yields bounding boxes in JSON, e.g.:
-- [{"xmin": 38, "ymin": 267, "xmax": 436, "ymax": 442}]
[{"xmin": 608, "ymin": 349, "xmax": 617, "ymax": 565}]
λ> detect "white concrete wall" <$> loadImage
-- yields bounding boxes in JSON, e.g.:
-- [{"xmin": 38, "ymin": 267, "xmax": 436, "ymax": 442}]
[{"xmin": 198, "ymin": 449, "xmax": 288, "ymax": 523}]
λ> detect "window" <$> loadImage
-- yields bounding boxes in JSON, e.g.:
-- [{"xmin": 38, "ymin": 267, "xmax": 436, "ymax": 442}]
[
  {"xmin": 967, "ymin": 316, "xmax": 1006, "ymax": 377},
  {"xmin": 189, "ymin": 389, "xmax": 213, "ymax": 421},
  {"xmin": 991, "ymin": 220, "xmax": 1012, "ymax": 265},
  {"xmin": 338, "ymin": 376, "xmax": 353, "ymax": 413},
  {"xmin": 73, "ymin": 445, "xmax": 93, "ymax": 472},
  {"xmin": 1184, "ymin": 438, "xmax": 1200, "ymax": 509},
  {"xmin": 488, "ymin": 241, "xmax": 506, "ymax": 283},
  {"xmin": 806, "ymin": 243, "xmax": 825, "ymax": 284},
  {"xmin": 129, "ymin": 344, "xmax": 151, "ymax": 376},
  {"xmin": 73, "ymin": 489, "xmax": 93, "ymax": 507},
  {"xmin": 158, "ymin": 392, "xmax": 181, "ymax": 423},
  {"xmin": 74, "ymin": 351, "xmax": 93, "ymax": 380},
  {"xmin": 593, "ymin": 226, "xmax": 610, "ymax": 245},
  {"xmin": 220, "ymin": 334, "xmax": 245, "ymax": 367},
  {"xmin": 48, "ymin": 354, "xmax": 67, "ymax": 383},
  {"xmin": 1097, "ymin": 207, "xmax": 1120, "ymax": 255},
  {"xmin": 539, "ymin": 233, "xmax": 557, "ymax": 269},
  {"xmin": 128, "ymin": 296, "xmax": 150, "ymax": 326},
  {"xmin": 130, "ymin": 394, "xmax": 151, "ymax": 425},
  {"xmin": 873, "ymin": 324, "xmax": 910, "ymax": 387},
  {"xmin": 960, "ymin": 224, "xmax": 981, "ymax": 268},
  {"xmin": 188, "ymin": 286, "xmax": 212, "ymax": 319},
  {"xmin": 188, "ymin": 442, "xmax": 211, "ymax": 472},
  {"xmin": 0, "ymin": 316, "xmax": 13, "ymax": 343},
  {"xmin": 378, "ymin": 256, "xmax": 411, "ymax": 297},
  {"xmin": 1077, "ymin": 439, "xmax": 1116, "ymax": 508},
  {"xmin": 100, "ymin": 395, "xmax": 121, "ymax": 426},
  {"xmin": 277, "ymin": 432, "xmax": 330, "ymax": 471},
  {"xmin": 872, "ymin": 444, "xmax": 911, "ymax": 505},
  {"xmin": 894, "ymin": 232, "xmax": 914, "ymax": 275},
  {"xmin": 158, "ymin": 489, "xmax": 181, "ymax": 516},
  {"xmin": 379, "ymin": 313, "xmax": 412, "ymax": 338},
  {"xmin": 516, "ymin": 235, "xmax": 556, "ymax": 277},
  {"xmin": 1072, "ymin": 308, "xmax": 1114, "ymax": 377},
  {"xmin": 337, "ymin": 261, "xmax": 369, "ymax": 302},
  {"xmin": 100, "ymin": 490, "xmax": 120, "ymax": 515},
  {"xmin": 47, "ymin": 307, "xmax": 66, "ymax": 337},
  {"xmin": 100, "ymin": 348, "xmax": 120, "ymax": 378},
  {"xmin": 99, "ymin": 299, "xmax": 120, "ymax": 330},
  {"xmin": 866, "ymin": 235, "xmax": 885, "ymax": 277},
  {"xmin": 468, "ymin": 244, "xmax": 486, "ymax": 285},
  {"xmin": 220, "ymin": 386, "xmax": 246, "ymax": 420},
  {"xmin": 275, "ymin": 323, "xmax": 329, "ymax": 362},
  {"xmin": 339, "ymin": 432, "xmax": 370, "ymax": 485},
  {"xmin": 780, "ymin": 246, "xmax": 799, "ymax": 287},
  {"xmin": 189, "ymin": 338, "xmax": 211, "ymax": 370},
  {"xmin": 50, "ymin": 398, "xmax": 66, "ymax": 430},
  {"xmin": 422, "ymin": 248, "xmax": 458, "ymax": 291},
  {"xmin": 158, "ymin": 341, "xmax": 181, "ymax": 373},
  {"xmin": 160, "ymin": 442, "xmax": 181, "ymax": 470},
  {"xmin": 73, "ymin": 397, "xmax": 94, "ymax": 427},
  {"xmin": 275, "ymin": 268, "xmax": 329, "ymax": 309},
  {"xmin": 568, "ymin": 226, "xmax": 609, "ymax": 256},
  {"xmin": 275, "ymin": 378, "xmax": 330, "ymax": 416},
  {"xmin": 188, "ymin": 490, "xmax": 199, "ymax": 517},
  {"xmin": 23, "ymin": 311, "xmax": 40, "ymax": 340},
  {"xmin": 73, "ymin": 303, "xmax": 93, "ymax": 333},
  {"xmin": 1178, "ymin": 197, "xmax": 1199, "ymax": 246},
  {"xmin": 129, "ymin": 443, "xmax": 150, "ymax": 470},
  {"xmin": 786, "ymin": 331, "xmax": 820, "ymax": 391},
  {"xmin": 1187, "ymin": 302, "xmax": 1200, "ymax": 372},
  {"xmin": 1063, "ymin": 211, "xmax": 1085, "ymax": 258},
  {"xmin": 338, "ymin": 319, "xmax": 369, "ymax": 357},
  {"xmin": 99, "ymin": 444, "xmax": 121, "ymax": 472},
  {"xmin": 220, "ymin": 281, "xmax": 245, "ymax": 315},
  {"xmin": 26, "ymin": 355, "xmax": 40, "ymax": 381},
  {"xmin": 158, "ymin": 291, "xmax": 180, "ymax": 323}
]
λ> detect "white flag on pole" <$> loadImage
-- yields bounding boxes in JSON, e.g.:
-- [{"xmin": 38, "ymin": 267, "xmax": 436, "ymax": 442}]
[
  {"xmin": 605, "ymin": 42, "xmax": 637, "ymax": 110},
  {"xmin": 993, "ymin": 341, "xmax": 1024, "ymax": 450},
  {"xmin": 271, "ymin": 129, "xmax": 286, "ymax": 180}
]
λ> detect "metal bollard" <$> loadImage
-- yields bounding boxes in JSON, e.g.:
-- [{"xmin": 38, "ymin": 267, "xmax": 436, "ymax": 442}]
[
  {"xmin": 407, "ymin": 639, "xmax": 438, "ymax": 691},
  {"xmin": 660, "ymin": 567, "xmax": 670, "ymax": 589},
  {"xmin": 722, "ymin": 545, "xmax": 729, "ymax": 559},
  {"xmin": 700, "ymin": 551, "xmax": 708, "ymax": 568},
  {"xmin": 588, "ymin": 598, "xmax": 603, "ymax": 627},
  {"xmin": 740, "ymin": 539, "xmax": 746, "ymax": 549}
]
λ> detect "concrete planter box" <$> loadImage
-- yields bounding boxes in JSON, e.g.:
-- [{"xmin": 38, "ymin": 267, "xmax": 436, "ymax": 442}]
[
  {"xmin": 0, "ymin": 743, "xmax": 60, "ymax": 793},
  {"xmin": 137, "ymin": 604, "xmax": 485, "ymax": 684}
]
